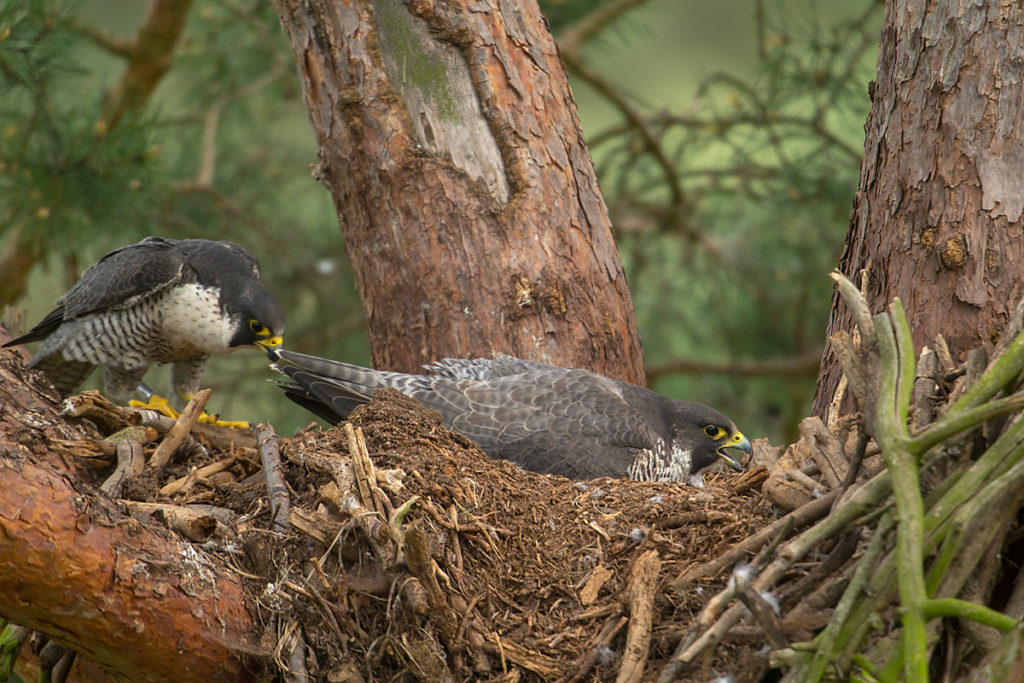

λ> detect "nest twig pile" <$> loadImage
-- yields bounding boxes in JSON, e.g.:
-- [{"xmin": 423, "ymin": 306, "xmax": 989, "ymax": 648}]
[{"xmin": 6, "ymin": 272, "xmax": 1024, "ymax": 682}]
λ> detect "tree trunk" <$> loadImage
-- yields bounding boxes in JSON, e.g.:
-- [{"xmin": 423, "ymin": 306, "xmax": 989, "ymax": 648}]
[
  {"xmin": 0, "ymin": 354, "xmax": 262, "ymax": 683},
  {"xmin": 813, "ymin": 0, "xmax": 1024, "ymax": 419},
  {"xmin": 272, "ymin": 0, "xmax": 645, "ymax": 384}
]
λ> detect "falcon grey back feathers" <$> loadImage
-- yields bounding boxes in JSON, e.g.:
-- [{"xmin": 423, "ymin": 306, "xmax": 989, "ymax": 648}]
[
  {"xmin": 271, "ymin": 349, "xmax": 752, "ymax": 484},
  {"xmin": 4, "ymin": 236, "xmax": 285, "ymax": 404}
]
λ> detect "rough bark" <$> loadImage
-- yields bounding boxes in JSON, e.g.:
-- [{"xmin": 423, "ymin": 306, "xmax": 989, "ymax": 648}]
[
  {"xmin": 814, "ymin": 0, "xmax": 1024, "ymax": 418},
  {"xmin": 273, "ymin": 0, "xmax": 645, "ymax": 383},
  {"xmin": 0, "ymin": 352, "xmax": 262, "ymax": 683}
]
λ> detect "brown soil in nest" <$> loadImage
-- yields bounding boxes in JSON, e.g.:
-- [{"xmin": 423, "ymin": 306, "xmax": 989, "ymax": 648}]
[{"xmin": 229, "ymin": 389, "xmax": 780, "ymax": 682}]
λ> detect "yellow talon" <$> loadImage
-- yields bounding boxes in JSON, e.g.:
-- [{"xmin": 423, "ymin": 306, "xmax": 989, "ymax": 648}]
[
  {"xmin": 130, "ymin": 391, "xmax": 251, "ymax": 429},
  {"xmin": 128, "ymin": 394, "xmax": 180, "ymax": 419},
  {"xmin": 198, "ymin": 413, "xmax": 251, "ymax": 429}
]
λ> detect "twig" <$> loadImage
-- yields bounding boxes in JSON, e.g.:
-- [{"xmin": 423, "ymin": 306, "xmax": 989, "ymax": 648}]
[
  {"xmin": 284, "ymin": 621, "xmax": 309, "ymax": 683},
  {"xmin": 615, "ymin": 550, "xmax": 661, "ymax": 683},
  {"xmin": 100, "ymin": 440, "xmax": 145, "ymax": 497},
  {"xmin": 257, "ymin": 423, "xmax": 290, "ymax": 532},
  {"xmin": 671, "ymin": 490, "xmax": 837, "ymax": 592},
  {"xmin": 159, "ymin": 455, "xmax": 237, "ymax": 497},
  {"xmin": 563, "ymin": 614, "xmax": 628, "ymax": 683},
  {"xmin": 800, "ymin": 417, "xmax": 848, "ymax": 488},
  {"xmin": 123, "ymin": 502, "xmax": 219, "ymax": 542},
  {"xmin": 148, "ymin": 388, "xmax": 212, "ymax": 472},
  {"xmin": 733, "ymin": 569, "xmax": 787, "ymax": 650},
  {"xmin": 346, "ymin": 423, "xmax": 384, "ymax": 516},
  {"xmin": 98, "ymin": 0, "xmax": 196, "ymax": 132},
  {"xmin": 0, "ymin": 623, "xmax": 30, "ymax": 680}
]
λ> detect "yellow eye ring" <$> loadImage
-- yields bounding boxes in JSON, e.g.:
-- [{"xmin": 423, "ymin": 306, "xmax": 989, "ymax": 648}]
[
  {"xmin": 704, "ymin": 425, "xmax": 724, "ymax": 439},
  {"xmin": 249, "ymin": 319, "xmax": 267, "ymax": 335}
]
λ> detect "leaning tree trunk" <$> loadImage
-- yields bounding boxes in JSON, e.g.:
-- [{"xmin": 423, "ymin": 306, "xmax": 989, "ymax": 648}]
[
  {"xmin": 813, "ymin": 0, "xmax": 1024, "ymax": 419},
  {"xmin": 272, "ymin": 0, "xmax": 645, "ymax": 384}
]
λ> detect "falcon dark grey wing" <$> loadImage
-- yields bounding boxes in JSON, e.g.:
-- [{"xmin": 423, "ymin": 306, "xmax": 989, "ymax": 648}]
[
  {"xmin": 5, "ymin": 236, "xmax": 285, "ymax": 406},
  {"xmin": 271, "ymin": 349, "xmax": 751, "ymax": 484}
]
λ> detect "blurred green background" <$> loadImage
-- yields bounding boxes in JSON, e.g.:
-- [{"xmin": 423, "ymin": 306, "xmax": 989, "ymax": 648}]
[{"xmin": 0, "ymin": 0, "xmax": 882, "ymax": 444}]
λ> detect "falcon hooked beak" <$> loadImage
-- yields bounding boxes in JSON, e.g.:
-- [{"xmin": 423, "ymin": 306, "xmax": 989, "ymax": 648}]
[
  {"xmin": 718, "ymin": 432, "xmax": 752, "ymax": 471},
  {"xmin": 255, "ymin": 335, "xmax": 284, "ymax": 351},
  {"xmin": 247, "ymin": 318, "xmax": 284, "ymax": 353}
]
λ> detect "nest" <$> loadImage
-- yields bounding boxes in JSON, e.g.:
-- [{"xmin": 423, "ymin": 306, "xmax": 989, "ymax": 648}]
[{"xmin": 13, "ymin": 274, "xmax": 1024, "ymax": 682}]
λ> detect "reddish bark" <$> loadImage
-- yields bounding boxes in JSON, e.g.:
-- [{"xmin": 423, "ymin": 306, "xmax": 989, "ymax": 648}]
[
  {"xmin": 814, "ymin": 0, "xmax": 1024, "ymax": 418},
  {"xmin": 273, "ymin": 0, "xmax": 645, "ymax": 383},
  {"xmin": 0, "ymin": 351, "xmax": 262, "ymax": 683}
]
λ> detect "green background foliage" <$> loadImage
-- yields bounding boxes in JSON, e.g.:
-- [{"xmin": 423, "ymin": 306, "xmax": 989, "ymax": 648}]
[{"xmin": 0, "ymin": 0, "xmax": 881, "ymax": 443}]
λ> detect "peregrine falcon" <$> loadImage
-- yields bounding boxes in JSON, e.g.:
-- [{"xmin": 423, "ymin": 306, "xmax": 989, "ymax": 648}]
[
  {"xmin": 4, "ymin": 237, "xmax": 285, "ymax": 408},
  {"xmin": 271, "ymin": 350, "xmax": 751, "ymax": 484}
]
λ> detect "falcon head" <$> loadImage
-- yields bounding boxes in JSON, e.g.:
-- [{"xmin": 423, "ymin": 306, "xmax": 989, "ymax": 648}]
[
  {"xmin": 225, "ymin": 280, "xmax": 285, "ymax": 353},
  {"xmin": 674, "ymin": 402, "xmax": 752, "ymax": 484},
  {"xmin": 631, "ymin": 399, "xmax": 752, "ymax": 484}
]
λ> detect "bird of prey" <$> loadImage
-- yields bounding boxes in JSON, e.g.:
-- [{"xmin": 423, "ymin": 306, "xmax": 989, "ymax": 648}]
[
  {"xmin": 271, "ymin": 350, "xmax": 751, "ymax": 484},
  {"xmin": 4, "ymin": 237, "xmax": 285, "ymax": 413}
]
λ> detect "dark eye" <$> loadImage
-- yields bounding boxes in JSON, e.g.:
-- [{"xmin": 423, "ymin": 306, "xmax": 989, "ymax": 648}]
[
  {"xmin": 704, "ymin": 425, "xmax": 724, "ymax": 439},
  {"xmin": 249, "ymin": 319, "xmax": 266, "ymax": 335}
]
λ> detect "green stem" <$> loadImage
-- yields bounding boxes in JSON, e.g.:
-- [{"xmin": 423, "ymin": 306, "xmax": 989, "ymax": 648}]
[
  {"xmin": 948, "ymin": 326, "xmax": 1024, "ymax": 411},
  {"xmin": 909, "ymin": 393, "xmax": 1024, "ymax": 457},
  {"xmin": 922, "ymin": 599, "xmax": 1017, "ymax": 631},
  {"xmin": 924, "ymin": 412, "xmax": 1024, "ymax": 536},
  {"xmin": 874, "ymin": 311, "xmax": 928, "ymax": 681},
  {"xmin": 851, "ymin": 654, "xmax": 881, "ymax": 681},
  {"xmin": 891, "ymin": 299, "xmax": 915, "ymax": 428},
  {"xmin": 802, "ymin": 514, "xmax": 895, "ymax": 681}
]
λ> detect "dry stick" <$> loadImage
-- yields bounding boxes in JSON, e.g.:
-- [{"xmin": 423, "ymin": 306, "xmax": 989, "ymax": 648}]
[
  {"xmin": 53, "ymin": 651, "xmax": 75, "ymax": 683},
  {"xmin": 911, "ymin": 347, "xmax": 939, "ymax": 432},
  {"xmin": 800, "ymin": 417, "xmax": 848, "ymax": 488},
  {"xmin": 733, "ymin": 570, "xmax": 788, "ymax": 650},
  {"xmin": 562, "ymin": 614, "xmax": 628, "ymax": 683},
  {"xmin": 346, "ymin": 423, "xmax": 383, "ymax": 515},
  {"xmin": 284, "ymin": 620, "xmax": 309, "ymax": 683},
  {"xmin": 148, "ymin": 388, "xmax": 211, "ymax": 472},
  {"xmin": 123, "ymin": 502, "xmax": 220, "ymax": 542},
  {"xmin": 62, "ymin": 390, "xmax": 257, "ymax": 451},
  {"xmin": 615, "ymin": 550, "xmax": 661, "ymax": 683},
  {"xmin": 832, "ymin": 430, "xmax": 869, "ymax": 512},
  {"xmin": 256, "ymin": 423, "xmax": 290, "ymax": 532},
  {"xmin": 671, "ymin": 489, "xmax": 838, "ymax": 593},
  {"xmin": 100, "ymin": 440, "xmax": 144, "ymax": 497},
  {"xmin": 786, "ymin": 468, "xmax": 825, "ymax": 496},
  {"xmin": 158, "ymin": 455, "xmax": 237, "ymax": 497},
  {"xmin": 661, "ymin": 468, "xmax": 895, "ymax": 681}
]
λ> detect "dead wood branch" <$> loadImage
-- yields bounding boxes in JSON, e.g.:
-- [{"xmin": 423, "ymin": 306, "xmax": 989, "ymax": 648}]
[
  {"xmin": 257, "ymin": 423, "xmax": 290, "ymax": 532},
  {"xmin": 0, "ymin": 453, "xmax": 261, "ymax": 681},
  {"xmin": 615, "ymin": 549, "xmax": 661, "ymax": 683},
  {"xmin": 149, "ymin": 388, "xmax": 211, "ymax": 471}
]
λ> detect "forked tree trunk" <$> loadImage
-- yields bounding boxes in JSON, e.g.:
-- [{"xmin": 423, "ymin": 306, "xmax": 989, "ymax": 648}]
[
  {"xmin": 272, "ymin": 0, "xmax": 645, "ymax": 383},
  {"xmin": 814, "ymin": 0, "xmax": 1024, "ymax": 418}
]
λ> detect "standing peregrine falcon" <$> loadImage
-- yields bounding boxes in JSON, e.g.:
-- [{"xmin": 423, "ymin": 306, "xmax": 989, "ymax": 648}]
[
  {"xmin": 271, "ymin": 350, "xmax": 751, "ymax": 484},
  {"xmin": 4, "ymin": 237, "xmax": 285, "ymax": 408}
]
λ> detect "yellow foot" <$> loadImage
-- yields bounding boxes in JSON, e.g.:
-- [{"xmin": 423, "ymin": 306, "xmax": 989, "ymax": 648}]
[
  {"xmin": 129, "ymin": 394, "xmax": 251, "ymax": 429},
  {"xmin": 197, "ymin": 413, "xmax": 251, "ymax": 429},
  {"xmin": 129, "ymin": 394, "xmax": 179, "ymax": 419}
]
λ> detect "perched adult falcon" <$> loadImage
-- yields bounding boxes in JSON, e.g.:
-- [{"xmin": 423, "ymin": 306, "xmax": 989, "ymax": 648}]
[
  {"xmin": 271, "ymin": 350, "xmax": 751, "ymax": 484},
  {"xmin": 4, "ymin": 237, "xmax": 285, "ymax": 408}
]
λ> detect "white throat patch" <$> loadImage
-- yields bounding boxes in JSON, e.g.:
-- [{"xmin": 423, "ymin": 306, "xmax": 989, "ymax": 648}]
[
  {"xmin": 628, "ymin": 442, "xmax": 693, "ymax": 482},
  {"xmin": 157, "ymin": 283, "xmax": 235, "ymax": 357}
]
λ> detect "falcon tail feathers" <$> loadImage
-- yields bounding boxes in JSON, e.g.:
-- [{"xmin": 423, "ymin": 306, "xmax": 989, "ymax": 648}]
[
  {"xmin": 273, "ymin": 362, "xmax": 372, "ymax": 423},
  {"xmin": 3, "ymin": 306, "xmax": 65, "ymax": 347},
  {"xmin": 279, "ymin": 385, "xmax": 349, "ymax": 425}
]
